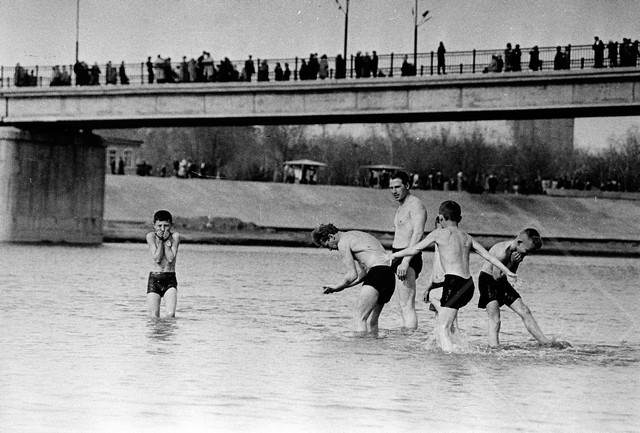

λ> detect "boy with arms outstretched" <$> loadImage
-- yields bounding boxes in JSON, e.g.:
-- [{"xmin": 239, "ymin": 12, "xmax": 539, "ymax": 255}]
[
  {"xmin": 478, "ymin": 229, "xmax": 556, "ymax": 347},
  {"xmin": 312, "ymin": 223, "xmax": 395, "ymax": 337},
  {"xmin": 391, "ymin": 201, "xmax": 516, "ymax": 352},
  {"xmin": 146, "ymin": 210, "xmax": 181, "ymax": 318}
]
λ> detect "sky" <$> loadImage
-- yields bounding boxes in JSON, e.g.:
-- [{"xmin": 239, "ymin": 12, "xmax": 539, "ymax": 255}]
[{"xmin": 2, "ymin": 0, "xmax": 639, "ymax": 150}]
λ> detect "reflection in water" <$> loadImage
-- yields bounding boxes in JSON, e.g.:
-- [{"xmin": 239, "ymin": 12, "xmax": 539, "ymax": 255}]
[{"xmin": 146, "ymin": 318, "xmax": 179, "ymax": 355}]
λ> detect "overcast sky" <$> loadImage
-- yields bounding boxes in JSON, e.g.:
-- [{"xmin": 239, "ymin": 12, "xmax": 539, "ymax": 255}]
[{"xmin": 2, "ymin": 0, "xmax": 638, "ymax": 150}]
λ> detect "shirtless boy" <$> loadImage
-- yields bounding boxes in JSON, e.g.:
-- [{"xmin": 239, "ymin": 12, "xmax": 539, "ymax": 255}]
[
  {"xmin": 391, "ymin": 201, "xmax": 516, "ymax": 352},
  {"xmin": 146, "ymin": 210, "xmax": 181, "ymax": 318},
  {"xmin": 312, "ymin": 223, "xmax": 394, "ymax": 337},
  {"xmin": 389, "ymin": 171, "xmax": 428, "ymax": 331},
  {"xmin": 478, "ymin": 229, "xmax": 555, "ymax": 347}
]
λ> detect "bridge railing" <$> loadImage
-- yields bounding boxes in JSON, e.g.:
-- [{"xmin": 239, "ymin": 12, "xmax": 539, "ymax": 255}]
[{"xmin": 1, "ymin": 43, "xmax": 637, "ymax": 88}]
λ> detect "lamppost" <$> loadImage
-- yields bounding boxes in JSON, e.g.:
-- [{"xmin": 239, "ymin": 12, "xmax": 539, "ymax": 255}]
[
  {"xmin": 335, "ymin": 0, "xmax": 350, "ymax": 60},
  {"xmin": 75, "ymin": 0, "xmax": 80, "ymax": 63},
  {"xmin": 413, "ymin": 0, "xmax": 431, "ymax": 70}
]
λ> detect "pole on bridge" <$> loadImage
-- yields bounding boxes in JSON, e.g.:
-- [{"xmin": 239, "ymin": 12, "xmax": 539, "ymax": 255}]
[
  {"xmin": 389, "ymin": 53, "xmax": 394, "ymax": 77},
  {"xmin": 472, "ymin": 49, "xmax": 476, "ymax": 73}
]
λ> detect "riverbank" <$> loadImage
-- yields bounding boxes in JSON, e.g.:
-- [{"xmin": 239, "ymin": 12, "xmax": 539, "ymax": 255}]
[{"xmin": 104, "ymin": 176, "xmax": 640, "ymax": 256}]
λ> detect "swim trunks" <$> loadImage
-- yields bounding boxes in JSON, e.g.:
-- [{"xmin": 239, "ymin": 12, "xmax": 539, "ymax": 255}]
[
  {"xmin": 477, "ymin": 271, "xmax": 521, "ymax": 309},
  {"xmin": 362, "ymin": 265, "xmax": 396, "ymax": 305},
  {"xmin": 440, "ymin": 274, "xmax": 475, "ymax": 310},
  {"xmin": 391, "ymin": 248, "xmax": 423, "ymax": 279},
  {"xmin": 147, "ymin": 272, "xmax": 178, "ymax": 298}
]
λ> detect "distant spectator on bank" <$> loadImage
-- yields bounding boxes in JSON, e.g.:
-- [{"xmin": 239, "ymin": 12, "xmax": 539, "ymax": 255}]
[
  {"xmin": 283, "ymin": 63, "xmax": 291, "ymax": 81},
  {"xmin": 529, "ymin": 46, "xmax": 541, "ymax": 71},
  {"xmin": 188, "ymin": 58, "xmax": 197, "ymax": 82},
  {"xmin": 309, "ymin": 53, "xmax": 319, "ymax": 79},
  {"xmin": 14, "ymin": 63, "xmax": 27, "ymax": 87},
  {"xmin": 118, "ymin": 158, "xmax": 125, "ymax": 175},
  {"xmin": 564, "ymin": 44, "xmax": 572, "ymax": 69},
  {"xmin": 202, "ymin": 52, "xmax": 214, "ymax": 81},
  {"xmin": 437, "ymin": 41, "xmax": 447, "ymax": 74},
  {"xmin": 319, "ymin": 55, "xmax": 329, "ymax": 79},
  {"xmin": 180, "ymin": 56, "xmax": 189, "ymax": 82},
  {"xmin": 512, "ymin": 44, "xmax": 522, "ymax": 71},
  {"xmin": 483, "ymin": 54, "xmax": 501, "ymax": 73},
  {"xmin": 119, "ymin": 62, "xmax": 129, "ymax": 84},
  {"xmin": 60, "ymin": 65, "xmax": 71, "ymax": 85},
  {"xmin": 244, "ymin": 55, "xmax": 255, "ymax": 82},
  {"xmin": 146, "ymin": 56, "xmax": 155, "ymax": 83},
  {"xmin": 257, "ymin": 59, "xmax": 269, "ymax": 81},
  {"xmin": 593, "ymin": 37, "xmax": 605, "ymax": 68},
  {"xmin": 607, "ymin": 40, "xmax": 618, "ymax": 67},
  {"xmin": 106, "ymin": 61, "xmax": 117, "ymax": 84},
  {"xmin": 110, "ymin": 159, "xmax": 116, "ymax": 175},
  {"xmin": 371, "ymin": 51, "xmax": 379, "ymax": 78},
  {"xmin": 335, "ymin": 54, "xmax": 346, "ymax": 79},
  {"xmin": 90, "ymin": 62, "xmax": 101, "ymax": 85}
]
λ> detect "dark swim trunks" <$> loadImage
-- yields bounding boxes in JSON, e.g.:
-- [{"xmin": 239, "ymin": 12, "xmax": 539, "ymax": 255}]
[
  {"xmin": 440, "ymin": 274, "xmax": 475, "ymax": 310},
  {"xmin": 391, "ymin": 248, "xmax": 423, "ymax": 279},
  {"xmin": 147, "ymin": 272, "xmax": 178, "ymax": 298},
  {"xmin": 362, "ymin": 265, "xmax": 396, "ymax": 305},
  {"xmin": 477, "ymin": 271, "xmax": 521, "ymax": 309}
]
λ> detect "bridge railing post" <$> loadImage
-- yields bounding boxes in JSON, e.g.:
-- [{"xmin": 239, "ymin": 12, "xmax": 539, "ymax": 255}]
[
  {"xmin": 580, "ymin": 58, "xmax": 585, "ymax": 69},
  {"xmin": 472, "ymin": 49, "xmax": 476, "ymax": 73},
  {"xmin": 1, "ymin": 66, "xmax": 3, "ymax": 88},
  {"xmin": 459, "ymin": 64, "xmax": 463, "ymax": 74},
  {"xmin": 140, "ymin": 62, "xmax": 144, "ymax": 84},
  {"xmin": 389, "ymin": 53, "xmax": 394, "ymax": 77},
  {"xmin": 430, "ymin": 51, "xmax": 434, "ymax": 75},
  {"xmin": 420, "ymin": 65, "xmax": 424, "ymax": 76},
  {"xmin": 35, "ymin": 66, "xmax": 40, "ymax": 86},
  {"xmin": 294, "ymin": 57, "xmax": 298, "ymax": 81}
]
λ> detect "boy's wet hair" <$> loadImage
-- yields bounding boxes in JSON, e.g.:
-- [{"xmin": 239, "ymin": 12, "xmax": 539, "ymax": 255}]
[
  {"xmin": 519, "ymin": 228, "xmax": 543, "ymax": 250},
  {"xmin": 153, "ymin": 210, "xmax": 173, "ymax": 224},
  {"xmin": 311, "ymin": 223, "xmax": 339, "ymax": 246},
  {"xmin": 439, "ymin": 200, "xmax": 462, "ymax": 223},
  {"xmin": 390, "ymin": 170, "xmax": 411, "ymax": 186}
]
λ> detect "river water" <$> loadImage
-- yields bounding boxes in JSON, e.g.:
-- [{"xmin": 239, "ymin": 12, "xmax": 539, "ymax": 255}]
[{"xmin": 1, "ymin": 243, "xmax": 639, "ymax": 433}]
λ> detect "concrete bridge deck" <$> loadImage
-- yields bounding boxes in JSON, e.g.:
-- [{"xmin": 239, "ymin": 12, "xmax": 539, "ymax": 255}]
[{"xmin": 2, "ymin": 68, "xmax": 640, "ymax": 128}]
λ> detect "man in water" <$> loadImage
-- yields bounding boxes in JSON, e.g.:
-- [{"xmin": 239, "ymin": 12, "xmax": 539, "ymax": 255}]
[
  {"xmin": 312, "ymin": 223, "xmax": 394, "ymax": 337},
  {"xmin": 391, "ymin": 201, "xmax": 516, "ymax": 352},
  {"xmin": 478, "ymin": 229, "xmax": 559, "ymax": 347},
  {"xmin": 146, "ymin": 210, "xmax": 181, "ymax": 318},
  {"xmin": 389, "ymin": 171, "xmax": 427, "ymax": 331}
]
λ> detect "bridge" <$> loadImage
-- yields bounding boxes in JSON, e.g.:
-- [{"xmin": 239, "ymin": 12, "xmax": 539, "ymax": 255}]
[{"xmin": 1, "ymin": 68, "xmax": 639, "ymax": 243}]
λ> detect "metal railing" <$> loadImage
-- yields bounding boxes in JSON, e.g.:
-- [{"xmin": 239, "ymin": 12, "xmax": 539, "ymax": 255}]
[{"xmin": 1, "ymin": 42, "xmax": 637, "ymax": 88}]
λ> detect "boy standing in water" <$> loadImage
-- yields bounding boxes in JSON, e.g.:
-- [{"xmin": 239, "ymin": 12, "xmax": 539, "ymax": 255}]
[
  {"xmin": 478, "ymin": 229, "xmax": 555, "ymax": 347},
  {"xmin": 312, "ymin": 223, "xmax": 395, "ymax": 337},
  {"xmin": 146, "ymin": 210, "xmax": 181, "ymax": 318},
  {"xmin": 391, "ymin": 201, "xmax": 516, "ymax": 352}
]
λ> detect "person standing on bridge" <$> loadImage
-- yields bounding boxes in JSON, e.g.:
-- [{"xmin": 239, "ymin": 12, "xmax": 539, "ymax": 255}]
[
  {"xmin": 389, "ymin": 171, "xmax": 428, "ymax": 331},
  {"xmin": 437, "ymin": 42, "xmax": 447, "ymax": 75}
]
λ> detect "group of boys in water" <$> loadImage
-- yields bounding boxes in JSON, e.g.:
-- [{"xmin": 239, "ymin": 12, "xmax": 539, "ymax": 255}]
[{"xmin": 145, "ymin": 171, "xmax": 566, "ymax": 352}]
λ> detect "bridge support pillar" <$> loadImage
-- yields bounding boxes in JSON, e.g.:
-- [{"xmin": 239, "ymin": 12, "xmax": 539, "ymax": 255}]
[{"xmin": 0, "ymin": 127, "xmax": 105, "ymax": 243}]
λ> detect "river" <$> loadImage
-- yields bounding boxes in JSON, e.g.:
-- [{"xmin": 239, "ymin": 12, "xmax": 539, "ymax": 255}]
[{"xmin": 1, "ymin": 243, "xmax": 639, "ymax": 432}]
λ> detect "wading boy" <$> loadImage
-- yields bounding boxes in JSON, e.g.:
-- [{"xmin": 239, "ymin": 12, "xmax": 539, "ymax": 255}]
[
  {"xmin": 478, "ymin": 229, "xmax": 555, "ymax": 347},
  {"xmin": 146, "ymin": 210, "xmax": 181, "ymax": 318},
  {"xmin": 391, "ymin": 201, "xmax": 516, "ymax": 352},
  {"xmin": 312, "ymin": 223, "xmax": 395, "ymax": 337}
]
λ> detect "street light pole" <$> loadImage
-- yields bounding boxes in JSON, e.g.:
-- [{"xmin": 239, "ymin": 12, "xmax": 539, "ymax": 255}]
[
  {"xmin": 75, "ymin": 0, "xmax": 80, "ymax": 63},
  {"xmin": 413, "ymin": 1, "xmax": 431, "ymax": 72},
  {"xmin": 343, "ymin": 0, "xmax": 349, "ymax": 60}
]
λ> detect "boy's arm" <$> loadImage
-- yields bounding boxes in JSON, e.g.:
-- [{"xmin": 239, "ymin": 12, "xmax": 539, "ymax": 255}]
[
  {"xmin": 391, "ymin": 231, "xmax": 436, "ymax": 259},
  {"xmin": 472, "ymin": 238, "xmax": 517, "ymax": 280},
  {"xmin": 323, "ymin": 240, "xmax": 359, "ymax": 294},
  {"xmin": 163, "ymin": 232, "xmax": 180, "ymax": 264},
  {"xmin": 147, "ymin": 232, "xmax": 164, "ymax": 263}
]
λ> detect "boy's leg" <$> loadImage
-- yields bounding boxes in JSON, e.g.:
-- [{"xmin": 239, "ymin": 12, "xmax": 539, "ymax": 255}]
[
  {"xmin": 354, "ymin": 285, "xmax": 380, "ymax": 336},
  {"xmin": 509, "ymin": 298, "xmax": 551, "ymax": 344},
  {"xmin": 164, "ymin": 288, "xmax": 178, "ymax": 318},
  {"xmin": 146, "ymin": 293, "xmax": 161, "ymax": 318},
  {"xmin": 486, "ymin": 300, "xmax": 502, "ymax": 347},
  {"xmin": 367, "ymin": 303, "xmax": 384, "ymax": 336},
  {"xmin": 395, "ymin": 268, "xmax": 418, "ymax": 330},
  {"xmin": 436, "ymin": 307, "xmax": 458, "ymax": 352},
  {"xmin": 429, "ymin": 288, "xmax": 458, "ymax": 333}
]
